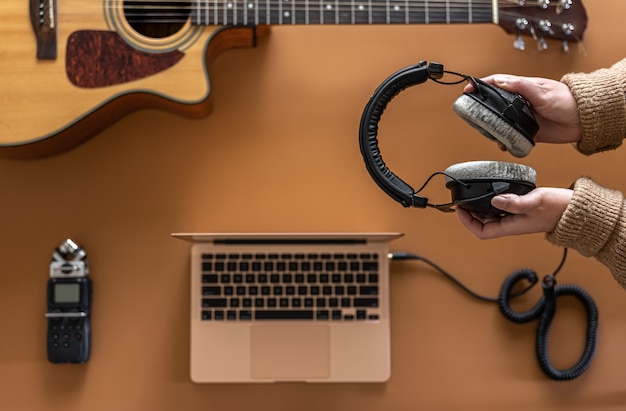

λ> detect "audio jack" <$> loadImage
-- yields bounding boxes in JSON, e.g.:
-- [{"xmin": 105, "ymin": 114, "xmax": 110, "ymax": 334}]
[{"xmin": 389, "ymin": 248, "xmax": 599, "ymax": 381}]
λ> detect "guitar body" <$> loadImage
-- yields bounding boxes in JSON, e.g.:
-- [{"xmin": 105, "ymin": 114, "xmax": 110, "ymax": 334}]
[{"xmin": 1, "ymin": 0, "xmax": 259, "ymax": 157}]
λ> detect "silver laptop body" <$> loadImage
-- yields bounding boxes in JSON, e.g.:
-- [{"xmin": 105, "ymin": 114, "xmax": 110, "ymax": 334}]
[{"xmin": 173, "ymin": 232, "xmax": 402, "ymax": 383}]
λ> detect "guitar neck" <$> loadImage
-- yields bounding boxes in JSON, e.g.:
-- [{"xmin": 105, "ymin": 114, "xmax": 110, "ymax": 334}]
[{"xmin": 191, "ymin": 0, "xmax": 496, "ymax": 26}]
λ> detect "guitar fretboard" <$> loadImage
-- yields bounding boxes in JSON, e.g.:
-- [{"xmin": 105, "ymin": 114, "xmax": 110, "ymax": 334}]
[{"xmin": 191, "ymin": 0, "xmax": 496, "ymax": 26}]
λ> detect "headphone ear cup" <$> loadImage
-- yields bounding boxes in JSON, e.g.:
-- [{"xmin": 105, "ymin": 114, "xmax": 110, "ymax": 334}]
[
  {"xmin": 443, "ymin": 161, "xmax": 537, "ymax": 217},
  {"xmin": 453, "ymin": 94, "xmax": 534, "ymax": 158},
  {"xmin": 444, "ymin": 160, "xmax": 537, "ymax": 183}
]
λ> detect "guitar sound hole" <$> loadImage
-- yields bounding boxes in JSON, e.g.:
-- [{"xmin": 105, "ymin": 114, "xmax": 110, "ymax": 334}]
[{"xmin": 124, "ymin": 1, "xmax": 191, "ymax": 39}]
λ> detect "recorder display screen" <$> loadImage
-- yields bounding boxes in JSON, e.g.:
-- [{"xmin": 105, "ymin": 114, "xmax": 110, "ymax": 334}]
[{"xmin": 53, "ymin": 283, "xmax": 81, "ymax": 304}]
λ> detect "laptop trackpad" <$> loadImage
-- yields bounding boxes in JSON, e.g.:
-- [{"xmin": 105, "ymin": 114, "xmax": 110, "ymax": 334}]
[{"xmin": 251, "ymin": 324, "xmax": 330, "ymax": 380}]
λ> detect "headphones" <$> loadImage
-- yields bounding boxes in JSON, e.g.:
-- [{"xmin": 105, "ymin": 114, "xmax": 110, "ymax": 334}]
[{"xmin": 358, "ymin": 61, "xmax": 539, "ymax": 218}]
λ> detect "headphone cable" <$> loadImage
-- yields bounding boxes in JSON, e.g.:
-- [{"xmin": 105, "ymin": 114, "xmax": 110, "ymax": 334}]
[{"xmin": 389, "ymin": 247, "xmax": 598, "ymax": 381}]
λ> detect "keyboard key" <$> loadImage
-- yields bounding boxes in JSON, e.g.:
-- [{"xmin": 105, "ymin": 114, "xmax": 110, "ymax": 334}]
[
  {"xmin": 202, "ymin": 298, "xmax": 227, "ymax": 308},
  {"xmin": 359, "ymin": 286, "xmax": 379, "ymax": 295},
  {"xmin": 202, "ymin": 286, "xmax": 221, "ymax": 296},
  {"xmin": 362, "ymin": 261, "xmax": 379, "ymax": 271},
  {"xmin": 255, "ymin": 310, "xmax": 314, "ymax": 320},
  {"xmin": 316, "ymin": 310, "xmax": 330, "ymax": 320},
  {"xmin": 354, "ymin": 298, "xmax": 379, "ymax": 307}
]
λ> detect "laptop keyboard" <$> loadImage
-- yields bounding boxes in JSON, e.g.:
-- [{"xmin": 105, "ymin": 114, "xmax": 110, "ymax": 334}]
[{"xmin": 199, "ymin": 252, "xmax": 381, "ymax": 321}]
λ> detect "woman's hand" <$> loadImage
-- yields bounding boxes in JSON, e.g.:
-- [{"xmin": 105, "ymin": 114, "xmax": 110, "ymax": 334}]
[
  {"xmin": 465, "ymin": 75, "xmax": 583, "ymax": 146},
  {"xmin": 455, "ymin": 187, "xmax": 573, "ymax": 239}
]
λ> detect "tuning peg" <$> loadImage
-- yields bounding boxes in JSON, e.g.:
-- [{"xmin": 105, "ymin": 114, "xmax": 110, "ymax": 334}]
[
  {"xmin": 557, "ymin": 0, "xmax": 573, "ymax": 14},
  {"xmin": 562, "ymin": 40, "xmax": 570, "ymax": 53},
  {"xmin": 537, "ymin": 37, "xmax": 548, "ymax": 51},
  {"xmin": 513, "ymin": 35, "xmax": 526, "ymax": 51}
]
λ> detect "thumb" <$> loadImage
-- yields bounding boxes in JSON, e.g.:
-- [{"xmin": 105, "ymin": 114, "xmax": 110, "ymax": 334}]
[
  {"xmin": 491, "ymin": 193, "xmax": 526, "ymax": 215},
  {"xmin": 490, "ymin": 75, "xmax": 522, "ymax": 93}
]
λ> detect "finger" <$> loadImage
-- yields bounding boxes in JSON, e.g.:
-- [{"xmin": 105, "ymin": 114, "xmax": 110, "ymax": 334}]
[
  {"xmin": 455, "ymin": 208, "xmax": 499, "ymax": 239},
  {"xmin": 491, "ymin": 193, "xmax": 527, "ymax": 215}
]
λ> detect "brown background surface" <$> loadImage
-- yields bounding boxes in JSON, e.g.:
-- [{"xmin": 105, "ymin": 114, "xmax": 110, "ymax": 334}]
[{"xmin": 2, "ymin": 2, "xmax": 626, "ymax": 410}]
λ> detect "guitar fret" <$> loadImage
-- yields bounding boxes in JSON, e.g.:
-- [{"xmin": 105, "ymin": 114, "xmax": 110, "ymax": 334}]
[
  {"xmin": 385, "ymin": 0, "xmax": 390, "ymax": 24},
  {"xmin": 293, "ymin": 0, "xmax": 306, "ymax": 24},
  {"xmin": 322, "ymin": 0, "xmax": 333, "ymax": 25},
  {"xmin": 191, "ymin": 0, "xmax": 495, "ymax": 26},
  {"xmin": 404, "ymin": 0, "xmax": 409, "ymax": 24},
  {"xmin": 351, "ymin": 0, "xmax": 369, "ymax": 24},
  {"xmin": 387, "ymin": 1, "xmax": 405, "ymax": 24}
]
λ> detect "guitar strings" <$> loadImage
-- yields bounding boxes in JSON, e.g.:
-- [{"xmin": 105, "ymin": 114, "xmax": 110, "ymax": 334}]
[{"xmin": 115, "ymin": 1, "xmax": 562, "ymax": 24}]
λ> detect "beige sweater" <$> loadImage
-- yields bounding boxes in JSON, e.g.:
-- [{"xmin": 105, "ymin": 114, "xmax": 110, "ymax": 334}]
[{"xmin": 546, "ymin": 59, "xmax": 626, "ymax": 289}]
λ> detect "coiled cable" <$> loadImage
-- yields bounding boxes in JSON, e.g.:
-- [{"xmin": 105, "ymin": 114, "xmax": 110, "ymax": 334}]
[
  {"xmin": 498, "ymin": 249, "xmax": 599, "ymax": 381},
  {"xmin": 389, "ymin": 247, "xmax": 599, "ymax": 381}
]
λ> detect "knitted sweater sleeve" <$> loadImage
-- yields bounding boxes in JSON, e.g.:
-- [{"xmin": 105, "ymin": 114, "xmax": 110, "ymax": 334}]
[
  {"xmin": 546, "ymin": 177, "xmax": 626, "ymax": 290},
  {"xmin": 561, "ymin": 59, "xmax": 626, "ymax": 155}
]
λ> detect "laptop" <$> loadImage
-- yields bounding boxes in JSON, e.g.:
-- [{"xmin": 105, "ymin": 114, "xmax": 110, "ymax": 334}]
[{"xmin": 172, "ymin": 232, "xmax": 403, "ymax": 383}]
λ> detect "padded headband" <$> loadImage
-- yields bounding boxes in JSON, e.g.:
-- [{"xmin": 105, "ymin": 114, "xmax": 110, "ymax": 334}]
[{"xmin": 358, "ymin": 61, "xmax": 434, "ymax": 208}]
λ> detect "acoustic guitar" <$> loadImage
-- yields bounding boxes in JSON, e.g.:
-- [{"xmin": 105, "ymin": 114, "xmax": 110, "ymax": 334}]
[{"xmin": 1, "ymin": 0, "xmax": 587, "ymax": 158}]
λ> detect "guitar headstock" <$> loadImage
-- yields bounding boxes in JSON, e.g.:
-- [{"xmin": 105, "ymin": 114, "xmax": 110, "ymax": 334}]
[{"xmin": 497, "ymin": 0, "xmax": 588, "ymax": 52}]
